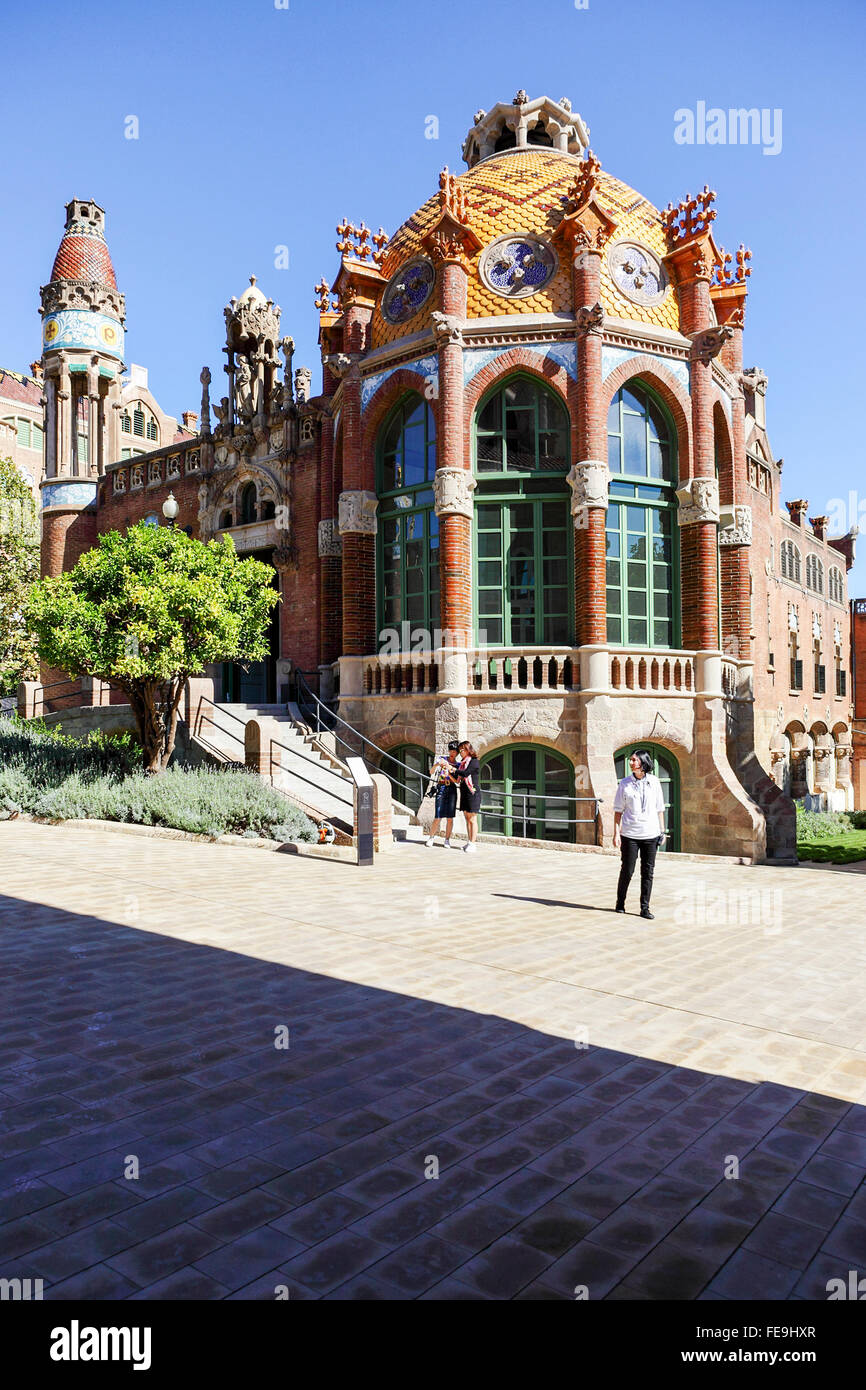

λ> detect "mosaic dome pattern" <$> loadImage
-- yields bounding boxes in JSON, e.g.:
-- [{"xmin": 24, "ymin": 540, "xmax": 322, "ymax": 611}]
[
  {"xmin": 371, "ymin": 148, "xmax": 679, "ymax": 348},
  {"xmin": 50, "ymin": 216, "xmax": 118, "ymax": 287}
]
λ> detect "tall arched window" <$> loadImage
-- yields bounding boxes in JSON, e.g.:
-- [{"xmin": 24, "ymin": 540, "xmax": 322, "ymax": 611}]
[
  {"xmin": 606, "ymin": 382, "xmax": 678, "ymax": 647},
  {"xmin": 377, "ymin": 395, "xmax": 439, "ymax": 637},
  {"xmin": 806, "ymin": 554, "xmax": 824, "ymax": 595},
  {"xmin": 781, "ymin": 539, "xmax": 802, "ymax": 583},
  {"xmin": 829, "ymin": 566, "xmax": 844, "ymax": 605},
  {"xmin": 473, "ymin": 374, "xmax": 572, "ymax": 646},
  {"xmin": 240, "ymin": 482, "xmax": 257, "ymax": 525}
]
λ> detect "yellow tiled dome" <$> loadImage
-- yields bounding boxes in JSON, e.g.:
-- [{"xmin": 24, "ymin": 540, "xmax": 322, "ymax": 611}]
[{"xmin": 372, "ymin": 148, "xmax": 679, "ymax": 349}]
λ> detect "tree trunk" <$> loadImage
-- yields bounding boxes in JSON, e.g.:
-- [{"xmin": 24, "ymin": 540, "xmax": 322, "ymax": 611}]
[
  {"xmin": 127, "ymin": 683, "xmax": 166, "ymax": 774},
  {"xmin": 160, "ymin": 676, "xmax": 187, "ymax": 771}
]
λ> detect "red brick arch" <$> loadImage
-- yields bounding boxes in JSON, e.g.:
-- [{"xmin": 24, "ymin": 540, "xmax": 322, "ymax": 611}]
[
  {"xmin": 713, "ymin": 397, "xmax": 735, "ymax": 505},
  {"xmin": 601, "ymin": 354, "xmax": 693, "ymax": 480},
  {"xmin": 361, "ymin": 367, "xmax": 441, "ymax": 491}
]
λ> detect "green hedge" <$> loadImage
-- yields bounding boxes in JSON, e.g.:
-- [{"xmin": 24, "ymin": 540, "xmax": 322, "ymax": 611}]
[
  {"xmin": 0, "ymin": 717, "xmax": 316, "ymax": 843},
  {"xmin": 795, "ymin": 806, "xmax": 854, "ymax": 840},
  {"xmin": 797, "ymin": 831, "xmax": 866, "ymax": 865}
]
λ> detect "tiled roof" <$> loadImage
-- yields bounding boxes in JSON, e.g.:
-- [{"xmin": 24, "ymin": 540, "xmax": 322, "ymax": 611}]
[
  {"xmin": 371, "ymin": 148, "xmax": 680, "ymax": 349},
  {"xmin": 0, "ymin": 369, "xmax": 43, "ymax": 407},
  {"xmin": 50, "ymin": 216, "xmax": 117, "ymax": 287}
]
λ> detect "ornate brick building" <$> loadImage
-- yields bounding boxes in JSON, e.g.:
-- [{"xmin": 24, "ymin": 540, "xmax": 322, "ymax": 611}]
[{"xmin": 39, "ymin": 93, "xmax": 859, "ymax": 858}]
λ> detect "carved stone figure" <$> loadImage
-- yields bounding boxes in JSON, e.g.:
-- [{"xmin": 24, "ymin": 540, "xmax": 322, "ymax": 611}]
[
  {"xmin": 338, "ymin": 490, "xmax": 378, "ymax": 536},
  {"xmin": 718, "ymin": 504, "xmax": 753, "ymax": 546},
  {"xmin": 431, "ymin": 312, "xmax": 465, "ymax": 347},
  {"xmin": 433, "ymin": 468, "xmax": 476, "ymax": 519},
  {"xmin": 567, "ymin": 460, "xmax": 610, "ymax": 513},
  {"xmin": 234, "ymin": 357, "xmax": 254, "ymax": 420},
  {"xmin": 676, "ymin": 477, "xmax": 720, "ymax": 526},
  {"xmin": 295, "ymin": 366, "xmax": 313, "ymax": 402}
]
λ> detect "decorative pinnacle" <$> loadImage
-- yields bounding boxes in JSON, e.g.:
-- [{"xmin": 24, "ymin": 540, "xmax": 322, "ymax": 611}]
[
  {"xmin": 513, "ymin": 89, "xmax": 528, "ymax": 106},
  {"xmin": 662, "ymin": 186, "xmax": 717, "ymax": 247},
  {"xmin": 439, "ymin": 167, "xmax": 471, "ymax": 225},
  {"xmin": 336, "ymin": 220, "xmax": 388, "ymax": 265},
  {"xmin": 563, "ymin": 149, "xmax": 602, "ymax": 214},
  {"xmin": 314, "ymin": 278, "xmax": 335, "ymax": 312},
  {"xmin": 713, "ymin": 243, "xmax": 753, "ymax": 288}
]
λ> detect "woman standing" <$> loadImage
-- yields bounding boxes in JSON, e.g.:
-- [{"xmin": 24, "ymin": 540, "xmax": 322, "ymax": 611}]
[
  {"xmin": 457, "ymin": 740, "xmax": 482, "ymax": 854},
  {"xmin": 613, "ymin": 750, "xmax": 666, "ymax": 919}
]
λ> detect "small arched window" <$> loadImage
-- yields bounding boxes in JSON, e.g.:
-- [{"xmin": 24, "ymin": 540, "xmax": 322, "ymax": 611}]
[
  {"xmin": 829, "ymin": 566, "xmax": 844, "ymax": 604},
  {"xmin": 261, "ymin": 499, "xmax": 276, "ymax": 521},
  {"xmin": 133, "ymin": 406, "xmax": 145, "ymax": 437},
  {"xmin": 220, "ymin": 510, "xmax": 233, "ymax": 530},
  {"xmin": 240, "ymin": 482, "xmax": 257, "ymax": 525},
  {"xmin": 781, "ymin": 539, "xmax": 802, "ymax": 584},
  {"xmin": 121, "ymin": 411, "xmax": 131, "ymax": 434},
  {"xmin": 806, "ymin": 554, "xmax": 824, "ymax": 595},
  {"xmin": 475, "ymin": 375, "xmax": 569, "ymax": 475},
  {"xmin": 146, "ymin": 417, "xmax": 158, "ymax": 442}
]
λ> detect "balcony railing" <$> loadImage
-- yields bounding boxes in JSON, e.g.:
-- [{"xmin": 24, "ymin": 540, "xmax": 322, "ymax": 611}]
[
  {"xmin": 471, "ymin": 649, "xmax": 578, "ymax": 694},
  {"xmin": 609, "ymin": 649, "xmax": 695, "ymax": 695}
]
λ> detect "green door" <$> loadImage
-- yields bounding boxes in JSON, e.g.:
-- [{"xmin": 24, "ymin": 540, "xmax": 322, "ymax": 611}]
[
  {"xmin": 614, "ymin": 743, "xmax": 681, "ymax": 852},
  {"xmin": 381, "ymin": 744, "xmax": 432, "ymax": 814},
  {"xmin": 480, "ymin": 744, "xmax": 575, "ymax": 843}
]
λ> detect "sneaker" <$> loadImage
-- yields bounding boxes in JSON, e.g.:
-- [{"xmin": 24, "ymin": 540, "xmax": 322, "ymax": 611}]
[
  {"xmin": 463, "ymin": 842, "xmax": 477, "ymax": 854},
  {"xmin": 425, "ymin": 836, "xmax": 436, "ymax": 847},
  {"xmin": 443, "ymin": 838, "xmax": 452, "ymax": 849}
]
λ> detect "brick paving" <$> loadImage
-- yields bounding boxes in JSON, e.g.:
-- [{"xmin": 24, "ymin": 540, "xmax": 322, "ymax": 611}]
[{"xmin": 1, "ymin": 821, "xmax": 865, "ymax": 1300}]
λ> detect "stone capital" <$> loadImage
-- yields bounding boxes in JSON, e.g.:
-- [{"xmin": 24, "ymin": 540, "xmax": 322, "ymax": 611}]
[
  {"xmin": 317, "ymin": 518, "xmax": 342, "ymax": 557},
  {"xmin": 676, "ymin": 476, "xmax": 720, "ymax": 526},
  {"xmin": 338, "ymin": 489, "xmax": 378, "ymax": 536},
  {"xmin": 431, "ymin": 311, "xmax": 465, "ymax": 347},
  {"xmin": 718, "ymin": 504, "xmax": 753, "ymax": 546},
  {"xmin": 567, "ymin": 459, "xmax": 609, "ymax": 516},
  {"xmin": 434, "ymin": 467, "xmax": 476, "ymax": 518}
]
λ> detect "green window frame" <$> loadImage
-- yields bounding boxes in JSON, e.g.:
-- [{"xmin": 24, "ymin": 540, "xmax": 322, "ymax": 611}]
[
  {"xmin": 480, "ymin": 743, "xmax": 576, "ymax": 843},
  {"xmin": 475, "ymin": 496, "xmax": 572, "ymax": 646},
  {"xmin": 377, "ymin": 394, "xmax": 440, "ymax": 641},
  {"xmin": 380, "ymin": 743, "xmax": 433, "ymax": 814},
  {"xmin": 606, "ymin": 382, "xmax": 679, "ymax": 648},
  {"xmin": 474, "ymin": 373, "xmax": 569, "ymax": 476},
  {"xmin": 614, "ymin": 742, "xmax": 681, "ymax": 852}
]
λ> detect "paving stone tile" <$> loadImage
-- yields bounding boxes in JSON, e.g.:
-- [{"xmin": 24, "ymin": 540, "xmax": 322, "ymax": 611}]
[
  {"xmin": 792, "ymin": 1249, "xmax": 863, "ymax": 1299},
  {"xmin": 190, "ymin": 1190, "xmax": 290, "ymax": 1241},
  {"xmin": 820, "ymin": 1215, "xmax": 866, "ymax": 1264},
  {"xmin": 271, "ymin": 1192, "xmax": 370, "ymax": 1245},
  {"xmin": 192, "ymin": 1227, "xmax": 306, "ymax": 1290},
  {"xmin": 620, "ymin": 1240, "xmax": 721, "ymax": 1299},
  {"xmin": 28, "ymin": 1220, "xmax": 142, "ymax": 1281},
  {"xmin": 129, "ymin": 1267, "xmax": 231, "ymax": 1299},
  {"xmin": 771, "ymin": 1180, "xmax": 849, "ymax": 1231},
  {"xmin": 707, "ymin": 1248, "xmax": 800, "ymax": 1300},
  {"xmin": 455, "ymin": 1236, "xmax": 553, "ymax": 1298},
  {"xmin": 512, "ymin": 1199, "xmax": 598, "ymax": 1257},
  {"xmin": 799, "ymin": 1153, "xmax": 864, "ymax": 1196},
  {"xmin": 106, "ymin": 1222, "xmax": 224, "ymax": 1288},
  {"xmin": 110, "ymin": 1186, "xmax": 219, "ymax": 1239},
  {"xmin": 334, "ymin": 1162, "xmax": 423, "ymax": 1210},
  {"xmin": 277, "ymin": 1232, "xmax": 391, "ymax": 1295},
  {"xmin": 44, "ymin": 1264, "xmax": 140, "ymax": 1301},
  {"xmin": 429, "ymin": 1200, "xmax": 521, "ymax": 1251},
  {"xmin": 743, "ymin": 1210, "xmax": 825, "ymax": 1269},
  {"xmin": 368, "ymin": 1234, "xmax": 469, "ymax": 1295}
]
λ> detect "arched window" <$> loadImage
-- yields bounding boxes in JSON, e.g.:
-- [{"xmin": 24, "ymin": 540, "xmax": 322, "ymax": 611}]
[
  {"xmin": 606, "ymin": 381, "xmax": 678, "ymax": 648},
  {"xmin": 475, "ymin": 375, "xmax": 569, "ymax": 475},
  {"xmin": 240, "ymin": 482, "xmax": 257, "ymax": 525},
  {"xmin": 261, "ymin": 499, "xmax": 276, "ymax": 521},
  {"xmin": 472, "ymin": 375, "xmax": 572, "ymax": 646},
  {"xmin": 614, "ymin": 743, "xmax": 681, "ymax": 851},
  {"xmin": 146, "ymin": 417, "xmax": 158, "ymax": 442},
  {"xmin": 806, "ymin": 554, "xmax": 824, "ymax": 595},
  {"xmin": 829, "ymin": 566, "xmax": 844, "ymax": 605},
  {"xmin": 481, "ymin": 745, "xmax": 576, "ymax": 842},
  {"xmin": 220, "ymin": 510, "xmax": 233, "ymax": 530},
  {"xmin": 377, "ymin": 394, "xmax": 439, "ymax": 638},
  {"xmin": 379, "ymin": 744, "xmax": 432, "ymax": 814},
  {"xmin": 121, "ymin": 411, "xmax": 131, "ymax": 434},
  {"xmin": 781, "ymin": 539, "xmax": 802, "ymax": 583},
  {"xmin": 133, "ymin": 406, "xmax": 145, "ymax": 437}
]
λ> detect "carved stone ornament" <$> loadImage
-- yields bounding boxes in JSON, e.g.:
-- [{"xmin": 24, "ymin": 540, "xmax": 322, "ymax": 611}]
[
  {"xmin": 338, "ymin": 490, "xmax": 378, "ymax": 536},
  {"xmin": 676, "ymin": 477, "xmax": 720, "ymax": 526},
  {"xmin": 567, "ymin": 460, "xmax": 610, "ymax": 514},
  {"xmin": 690, "ymin": 325, "xmax": 733, "ymax": 363},
  {"xmin": 431, "ymin": 311, "xmax": 465, "ymax": 347},
  {"xmin": 718, "ymin": 504, "xmax": 753, "ymax": 547},
  {"xmin": 433, "ymin": 468, "xmax": 477, "ymax": 519},
  {"xmin": 317, "ymin": 518, "xmax": 342, "ymax": 558},
  {"xmin": 575, "ymin": 302, "xmax": 604, "ymax": 335}
]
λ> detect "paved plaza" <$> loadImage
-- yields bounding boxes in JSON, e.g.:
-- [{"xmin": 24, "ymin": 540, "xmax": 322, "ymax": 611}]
[{"xmin": 1, "ymin": 821, "xmax": 865, "ymax": 1300}]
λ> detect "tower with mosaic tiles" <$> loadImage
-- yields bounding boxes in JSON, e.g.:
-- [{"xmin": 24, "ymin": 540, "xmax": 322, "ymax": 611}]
[{"xmin": 39, "ymin": 198, "xmax": 126, "ymax": 576}]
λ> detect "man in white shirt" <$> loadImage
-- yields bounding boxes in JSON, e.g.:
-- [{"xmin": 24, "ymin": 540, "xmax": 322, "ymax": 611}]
[{"xmin": 613, "ymin": 749, "xmax": 667, "ymax": 919}]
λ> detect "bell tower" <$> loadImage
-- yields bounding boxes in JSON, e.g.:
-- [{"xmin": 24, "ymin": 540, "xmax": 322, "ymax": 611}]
[{"xmin": 39, "ymin": 198, "xmax": 126, "ymax": 575}]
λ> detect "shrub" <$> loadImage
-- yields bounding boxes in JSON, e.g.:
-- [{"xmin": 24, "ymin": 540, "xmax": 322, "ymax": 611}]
[
  {"xmin": 795, "ymin": 808, "xmax": 853, "ymax": 841},
  {"xmin": 0, "ymin": 718, "xmax": 315, "ymax": 842}
]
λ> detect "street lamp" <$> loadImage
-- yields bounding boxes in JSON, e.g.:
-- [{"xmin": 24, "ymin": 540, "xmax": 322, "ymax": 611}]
[{"xmin": 162, "ymin": 492, "xmax": 179, "ymax": 525}]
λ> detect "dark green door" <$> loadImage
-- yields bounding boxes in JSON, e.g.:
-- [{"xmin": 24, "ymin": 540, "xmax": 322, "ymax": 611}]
[
  {"xmin": 480, "ymin": 744, "xmax": 575, "ymax": 842},
  {"xmin": 614, "ymin": 743, "xmax": 680, "ymax": 851}
]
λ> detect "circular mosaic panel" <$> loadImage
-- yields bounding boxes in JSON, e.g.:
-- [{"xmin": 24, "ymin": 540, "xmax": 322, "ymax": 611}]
[
  {"xmin": 608, "ymin": 241, "xmax": 668, "ymax": 307},
  {"xmin": 480, "ymin": 236, "xmax": 557, "ymax": 299},
  {"xmin": 382, "ymin": 257, "xmax": 435, "ymax": 325}
]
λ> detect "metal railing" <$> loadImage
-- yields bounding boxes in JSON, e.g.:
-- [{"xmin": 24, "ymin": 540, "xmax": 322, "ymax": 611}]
[
  {"xmin": 480, "ymin": 790, "xmax": 602, "ymax": 842},
  {"xmin": 294, "ymin": 670, "xmax": 429, "ymax": 809}
]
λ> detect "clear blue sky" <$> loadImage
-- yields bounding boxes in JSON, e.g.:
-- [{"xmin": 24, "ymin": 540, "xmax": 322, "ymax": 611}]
[{"xmin": 3, "ymin": 0, "xmax": 864, "ymax": 592}]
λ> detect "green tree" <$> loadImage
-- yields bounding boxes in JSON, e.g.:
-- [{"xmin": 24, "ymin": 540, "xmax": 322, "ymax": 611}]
[
  {"xmin": 0, "ymin": 457, "xmax": 40, "ymax": 699},
  {"xmin": 27, "ymin": 523, "xmax": 279, "ymax": 773}
]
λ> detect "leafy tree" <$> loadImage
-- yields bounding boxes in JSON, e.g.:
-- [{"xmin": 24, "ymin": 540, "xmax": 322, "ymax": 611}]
[
  {"xmin": 0, "ymin": 457, "xmax": 40, "ymax": 698},
  {"xmin": 27, "ymin": 523, "xmax": 279, "ymax": 773}
]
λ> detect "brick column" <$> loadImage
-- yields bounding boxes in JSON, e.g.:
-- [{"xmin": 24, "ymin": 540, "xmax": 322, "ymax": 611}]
[
  {"xmin": 678, "ymin": 259, "xmax": 725, "ymax": 651},
  {"xmin": 336, "ymin": 300, "xmax": 376, "ymax": 657},
  {"xmin": 432, "ymin": 259, "xmax": 472, "ymax": 645},
  {"xmin": 571, "ymin": 246, "xmax": 608, "ymax": 646},
  {"xmin": 317, "ymin": 387, "xmax": 342, "ymax": 668}
]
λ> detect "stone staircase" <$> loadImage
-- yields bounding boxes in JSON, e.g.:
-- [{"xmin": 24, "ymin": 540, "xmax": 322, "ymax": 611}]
[{"xmin": 190, "ymin": 700, "xmax": 422, "ymax": 839}]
